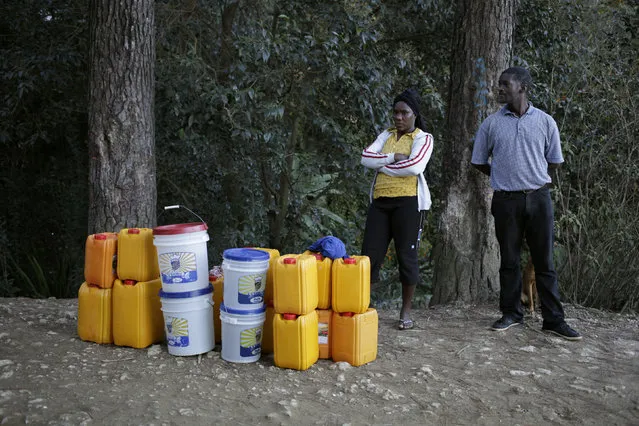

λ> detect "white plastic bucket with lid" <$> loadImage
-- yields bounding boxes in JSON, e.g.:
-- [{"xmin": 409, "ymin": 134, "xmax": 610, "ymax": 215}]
[
  {"xmin": 222, "ymin": 248, "xmax": 269, "ymax": 310},
  {"xmin": 153, "ymin": 222, "xmax": 210, "ymax": 293},
  {"xmin": 220, "ymin": 303, "xmax": 266, "ymax": 363},
  {"xmin": 159, "ymin": 285, "xmax": 215, "ymax": 356}
]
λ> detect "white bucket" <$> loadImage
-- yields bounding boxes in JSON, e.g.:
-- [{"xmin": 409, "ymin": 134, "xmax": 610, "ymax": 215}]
[
  {"xmin": 220, "ymin": 303, "xmax": 266, "ymax": 363},
  {"xmin": 159, "ymin": 285, "xmax": 215, "ymax": 356},
  {"xmin": 153, "ymin": 222, "xmax": 210, "ymax": 293},
  {"xmin": 222, "ymin": 248, "xmax": 269, "ymax": 310}
]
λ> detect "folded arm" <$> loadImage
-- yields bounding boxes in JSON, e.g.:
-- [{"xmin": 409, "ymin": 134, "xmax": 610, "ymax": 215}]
[{"xmin": 379, "ymin": 132, "xmax": 434, "ymax": 177}]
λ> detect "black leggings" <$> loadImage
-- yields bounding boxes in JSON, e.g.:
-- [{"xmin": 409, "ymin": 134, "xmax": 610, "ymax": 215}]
[{"xmin": 361, "ymin": 196, "xmax": 421, "ymax": 286}]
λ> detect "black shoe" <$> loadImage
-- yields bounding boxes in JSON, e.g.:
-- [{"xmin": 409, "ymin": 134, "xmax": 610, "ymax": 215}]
[
  {"xmin": 542, "ymin": 322, "xmax": 583, "ymax": 341},
  {"xmin": 491, "ymin": 316, "xmax": 523, "ymax": 331}
]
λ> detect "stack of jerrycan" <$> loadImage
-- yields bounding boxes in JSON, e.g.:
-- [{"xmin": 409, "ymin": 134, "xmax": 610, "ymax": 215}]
[
  {"xmin": 113, "ymin": 228, "xmax": 164, "ymax": 349},
  {"xmin": 303, "ymin": 250, "xmax": 333, "ymax": 359},
  {"xmin": 153, "ymin": 221, "xmax": 214, "ymax": 356},
  {"xmin": 252, "ymin": 248, "xmax": 280, "ymax": 354},
  {"xmin": 78, "ymin": 232, "xmax": 118, "ymax": 344},
  {"xmin": 273, "ymin": 254, "xmax": 319, "ymax": 370},
  {"xmin": 331, "ymin": 256, "xmax": 378, "ymax": 366},
  {"xmin": 219, "ymin": 248, "xmax": 270, "ymax": 363}
]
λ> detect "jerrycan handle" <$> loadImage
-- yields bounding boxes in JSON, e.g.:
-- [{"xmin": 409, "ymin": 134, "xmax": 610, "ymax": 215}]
[{"xmin": 161, "ymin": 205, "xmax": 207, "ymax": 225}]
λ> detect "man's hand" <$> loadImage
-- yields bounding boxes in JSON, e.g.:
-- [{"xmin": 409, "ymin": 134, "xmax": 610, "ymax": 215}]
[{"xmin": 394, "ymin": 153, "xmax": 409, "ymax": 162}]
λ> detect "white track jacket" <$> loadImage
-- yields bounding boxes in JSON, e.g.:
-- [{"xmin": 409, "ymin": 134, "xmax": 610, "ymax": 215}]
[{"xmin": 360, "ymin": 129, "xmax": 434, "ymax": 211}]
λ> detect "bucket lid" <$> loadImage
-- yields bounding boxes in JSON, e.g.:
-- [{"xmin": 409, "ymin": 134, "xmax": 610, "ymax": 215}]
[
  {"xmin": 154, "ymin": 222, "xmax": 208, "ymax": 235},
  {"xmin": 159, "ymin": 284, "xmax": 213, "ymax": 299},
  {"xmin": 219, "ymin": 303, "xmax": 266, "ymax": 315},
  {"xmin": 223, "ymin": 248, "xmax": 269, "ymax": 262}
]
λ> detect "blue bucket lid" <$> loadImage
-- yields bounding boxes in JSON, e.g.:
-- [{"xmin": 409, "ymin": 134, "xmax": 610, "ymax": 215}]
[
  {"xmin": 223, "ymin": 248, "xmax": 269, "ymax": 262},
  {"xmin": 220, "ymin": 303, "xmax": 266, "ymax": 315},
  {"xmin": 159, "ymin": 284, "xmax": 213, "ymax": 299}
]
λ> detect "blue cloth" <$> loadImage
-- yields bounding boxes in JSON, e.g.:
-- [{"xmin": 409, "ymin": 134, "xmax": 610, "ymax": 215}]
[
  {"xmin": 307, "ymin": 236, "xmax": 348, "ymax": 260},
  {"xmin": 471, "ymin": 104, "xmax": 563, "ymax": 191}
]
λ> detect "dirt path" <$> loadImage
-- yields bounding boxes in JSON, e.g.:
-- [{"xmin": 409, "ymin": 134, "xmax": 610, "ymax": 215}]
[{"xmin": 0, "ymin": 297, "xmax": 637, "ymax": 425}]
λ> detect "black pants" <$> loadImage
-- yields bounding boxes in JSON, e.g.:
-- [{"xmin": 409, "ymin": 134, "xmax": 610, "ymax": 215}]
[
  {"xmin": 361, "ymin": 196, "xmax": 421, "ymax": 286},
  {"xmin": 491, "ymin": 187, "xmax": 565, "ymax": 327}
]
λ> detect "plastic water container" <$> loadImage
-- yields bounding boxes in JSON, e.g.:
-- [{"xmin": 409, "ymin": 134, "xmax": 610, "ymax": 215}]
[
  {"xmin": 332, "ymin": 256, "xmax": 370, "ymax": 314},
  {"xmin": 117, "ymin": 228, "xmax": 160, "ymax": 282},
  {"xmin": 153, "ymin": 223, "xmax": 210, "ymax": 293},
  {"xmin": 262, "ymin": 304, "xmax": 275, "ymax": 354},
  {"xmin": 273, "ymin": 254, "xmax": 318, "ymax": 316},
  {"xmin": 159, "ymin": 285, "xmax": 215, "ymax": 356},
  {"xmin": 209, "ymin": 274, "xmax": 224, "ymax": 344},
  {"xmin": 252, "ymin": 247, "xmax": 280, "ymax": 305},
  {"xmin": 84, "ymin": 232, "xmax": 118, "ymax": 289},
  {"xmin": 317, "ymin": 309, "xmax": 332, "ymax": 359},
  {"xmin": 303, "ymin": 251, "xmax": 332, "ymax": 309},
  {"xmin": 77, "ymin": 282, "xmax": 113, "ymax": 344},
  {"xmin": 273, "ymin": 310, "xmax": 319, "ymax": 371},
  {"xmin": 112, "ymin": 278, "xmax": 164, "ymax": 349},
  {"xmin": 222, "ymin": 248, "xmax": 270, "ymax": 310},
  {"xmin": 331, "ymin": 308, "xmax": 378, "ymax": 367},
  {"xmin": 220, "ymin": 303, "xmax": 266, "ymax": 363}
]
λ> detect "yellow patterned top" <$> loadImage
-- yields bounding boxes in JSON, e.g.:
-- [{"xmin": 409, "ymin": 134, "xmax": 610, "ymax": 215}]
[{"xmin": 373, "ymin": 129, "xmax": 419, "ymax": 198}]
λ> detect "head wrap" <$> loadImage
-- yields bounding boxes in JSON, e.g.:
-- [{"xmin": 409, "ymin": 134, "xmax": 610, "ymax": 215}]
[
  {"xmin": 393, "ymin": 88, "xmax": 426, "ymax": 131},
  {"xmin": 393, "ymin": 88, "xmax": 421, "ymax": 117}
]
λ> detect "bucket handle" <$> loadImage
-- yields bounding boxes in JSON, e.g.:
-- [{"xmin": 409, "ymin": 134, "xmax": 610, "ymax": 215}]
[{"xmin": 162, "ymin": 205, "xmax": 206, "ymax": 225}]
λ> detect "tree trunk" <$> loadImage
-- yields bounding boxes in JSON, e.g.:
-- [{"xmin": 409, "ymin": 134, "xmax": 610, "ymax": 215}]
[
  {"xmin": 430, "ymin": 0, "xmax": 516, "ymax": 304},
  {"xmin": 87, "ymin": 0, "xmax": 156, "ymax": 233}
]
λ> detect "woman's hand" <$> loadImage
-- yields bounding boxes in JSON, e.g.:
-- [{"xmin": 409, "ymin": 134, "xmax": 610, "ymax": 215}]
[{"xmin": 394, "ymin": 153, "xmax": 409, "ymax": 162}]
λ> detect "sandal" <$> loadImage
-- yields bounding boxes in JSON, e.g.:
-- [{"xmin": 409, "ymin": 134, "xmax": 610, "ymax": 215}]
[{"xmin": 398, "ymin": 319, "xmax": 414, "ymax": 330}]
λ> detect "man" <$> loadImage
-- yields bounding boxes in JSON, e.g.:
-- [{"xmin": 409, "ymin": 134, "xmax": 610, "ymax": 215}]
[{"xmin": 471, "ymin": 66, "xmax": 581, "ymax": 341}]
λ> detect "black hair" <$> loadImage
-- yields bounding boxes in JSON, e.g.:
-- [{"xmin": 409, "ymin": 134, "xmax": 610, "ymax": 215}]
[
  {"xmin": 393, "ymin": 88, "xmax": 427, "ymax": 132},
  {"xmin": 502, "ymin": 66, "xmax": 533, "ymax": 90}
]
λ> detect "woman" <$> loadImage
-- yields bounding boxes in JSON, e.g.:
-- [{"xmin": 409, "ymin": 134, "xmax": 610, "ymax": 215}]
[{"xmin": 361, "ymin": 88, "xmax": 434, "ymax": 330}]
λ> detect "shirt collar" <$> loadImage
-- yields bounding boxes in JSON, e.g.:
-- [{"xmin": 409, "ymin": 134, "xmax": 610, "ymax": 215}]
[
  {"xmin": 389, "ymin": 127, "xmax": 421, "ymax": 138},
  {"xmin": 500, "ymin": 102, "xmax": 535, "ymax": 117}
]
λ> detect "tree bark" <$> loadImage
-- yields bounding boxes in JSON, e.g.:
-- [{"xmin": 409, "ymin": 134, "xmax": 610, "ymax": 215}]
[
  {"xmin": 431, "ymin": 0, "xmax": 516, "ymax": 304},
  {"xmin": 88, "ymin": 0, "xmax": 156, "ymax": 233}
]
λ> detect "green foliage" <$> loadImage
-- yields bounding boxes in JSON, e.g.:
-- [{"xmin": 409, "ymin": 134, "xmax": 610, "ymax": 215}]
[
  {"xmin": 515, "ymin": 0, "xmax": 639, "ymax": 311},
  {"xmin": 0, "ymin": 0, "xmax": 88, "ymax": 298},
  {"xmin": 154, "ymin": 0, "xmax": 448, "ymax": 268},
  {"xmin": 2, "ymin": 0, "xmax": 635, "ymax": 312}
]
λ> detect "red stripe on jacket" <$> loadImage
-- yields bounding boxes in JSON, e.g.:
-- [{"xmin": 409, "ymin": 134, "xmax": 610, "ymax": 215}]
[
  {"xmin": 386, "ymin": 135, "xmax": 432, "ymax": 170},
  {"xmin": 362, "ymin": 149, "xmax": 388, "ymax": 159}
]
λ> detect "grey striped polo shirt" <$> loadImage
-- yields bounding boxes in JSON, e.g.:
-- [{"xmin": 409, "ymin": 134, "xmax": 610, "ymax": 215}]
[{"xmin": 471, "ymin": 104, "xmax": 564, "ymax": 191}]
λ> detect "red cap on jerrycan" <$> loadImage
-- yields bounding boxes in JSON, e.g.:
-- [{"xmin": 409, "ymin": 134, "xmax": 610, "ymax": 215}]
[
  {"xmin": 311, "ymin": 253, "xmax": 323, "ymax": 260},
  {"xmin": 128, "ymin": 228, "xmax": 140, "ymax": 234},
  {"xmin": 123, "ymin": 279, "xmax": 136, "ymax": 286},
  {"xmin": 94, "ymin": 233, "xmax": 107, "ymax": 240},
  {"xmin": 283, "ymin": 313, "xmax": 298, "ymax": 320},
  {"xmin": 344, "ymin": 257, "xmax": 356, "ymax": 265},
  {"xmin": 341, "ymin": 312, "xmax": 354, "ymax": 317},
  {"xmin": 283, "ymin": 258, "xmax": 297, "ymax": 265}
]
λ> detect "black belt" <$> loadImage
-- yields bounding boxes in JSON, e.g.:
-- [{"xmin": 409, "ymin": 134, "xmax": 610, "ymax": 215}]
[{"xmin": 495, "ymin": 183, "xmax": 551, "ymax": 194}]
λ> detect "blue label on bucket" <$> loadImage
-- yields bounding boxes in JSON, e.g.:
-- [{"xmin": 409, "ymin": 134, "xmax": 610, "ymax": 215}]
[
  {"xmin": 159, "ymin": 252, "xmax": 198, "ymax": 284},
  {"xmin": 240, "ymin": 327, "xmax": 262, "ymax": 357},
  {"xmin": 237, "ymin": 273, "xmax": 266, "ymax": 304},
  {"xmin": 165, "ymin": 316, "xmax": 189, "ymax": 347}
]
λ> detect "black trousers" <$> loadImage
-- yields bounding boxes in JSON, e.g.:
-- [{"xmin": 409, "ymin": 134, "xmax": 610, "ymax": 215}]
[
  {"xmin": 491, "ymin": 187, "xmax": 565, "ymax": 327},
  {"xmin": 361, "ymin": 196, "xmax": 421, "ymax": 286}
]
